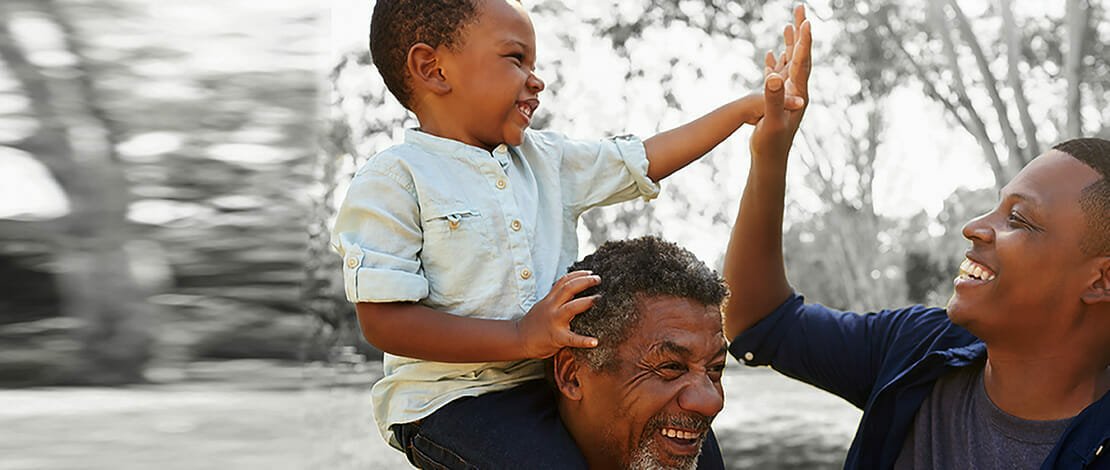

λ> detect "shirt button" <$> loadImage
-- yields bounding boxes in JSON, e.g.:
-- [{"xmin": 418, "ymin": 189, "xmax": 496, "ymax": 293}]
[
  {"xmin": 511, "ymin": 220, "xmax": 522, "ymax": 231},
  {"xmin": 496, "ymin": 179, "xmax": 507, "ymax": 189},
  {"xmin": 743, "ymin": 352, "xmax": 754, "ymax": 362},
  {"xmin": 346, "ymin": 257, "xmax": 358, "ymax": 268},
  {"xmin": 520, "ymin": 268, "xmax": 532, "ymax": 280}
]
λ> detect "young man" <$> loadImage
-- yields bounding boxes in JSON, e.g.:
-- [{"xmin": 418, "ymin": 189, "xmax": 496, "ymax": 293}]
[{"xmin": 722, "ymin": 10, "xmax": 1110, "ymax": 467}]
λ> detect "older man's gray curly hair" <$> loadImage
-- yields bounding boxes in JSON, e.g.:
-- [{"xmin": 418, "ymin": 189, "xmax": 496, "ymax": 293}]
[{"xmin": 565, "ymin": 236, "xmax": 728, "ymax": 372}]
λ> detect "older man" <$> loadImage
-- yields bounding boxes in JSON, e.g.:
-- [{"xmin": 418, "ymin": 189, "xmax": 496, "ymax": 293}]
[{"xmin": 551, "ymin": 236, "xmax": 730, "ymax": 470}]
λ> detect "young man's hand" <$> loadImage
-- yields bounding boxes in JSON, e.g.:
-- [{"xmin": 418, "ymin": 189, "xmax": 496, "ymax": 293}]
[
  {"xmin": 516, "ymin": 271, "xmax": 600, "ymax": 359},
  {"xmin": 751, "ymin": 4, "xmax": 812, "ymax": 161}
]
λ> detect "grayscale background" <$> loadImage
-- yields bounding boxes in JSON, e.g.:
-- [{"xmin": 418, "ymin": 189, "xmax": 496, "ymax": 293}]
[{"xmin": 1, "ymin": 0, "xmax": 1107, "ymax": 468}]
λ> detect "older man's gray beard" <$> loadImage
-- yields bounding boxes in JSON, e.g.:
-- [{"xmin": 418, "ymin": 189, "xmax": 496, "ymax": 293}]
[{"xmin": 626, "ymin": 414, "xmax": 709, "ymax": 470}]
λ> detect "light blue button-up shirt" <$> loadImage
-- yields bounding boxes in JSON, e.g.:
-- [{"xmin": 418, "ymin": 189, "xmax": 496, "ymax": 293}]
[{"xmin": 331, "ymin": 128, "xmax": 660, "ymax": 445}]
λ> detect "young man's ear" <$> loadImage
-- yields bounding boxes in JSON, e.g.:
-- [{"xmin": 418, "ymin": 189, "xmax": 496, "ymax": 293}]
[
  {"xmin": 553, "ymin": 348, "xmax": 583, "ymax": 401},
  {"xmin": 406, "ymin": 43, "xmax": 451, "ymax": 96},
  {"xmin": 1080, "ymin": 256, "xmax": 1110, "ymax": 305}
]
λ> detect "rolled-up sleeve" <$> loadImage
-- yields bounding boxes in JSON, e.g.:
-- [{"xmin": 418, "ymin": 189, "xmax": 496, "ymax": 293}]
[
  {"xmin": 542, "ymin": 131, "xmax": 660, "ymax": 215},
  {"xmin": 330, "ymin": 166, "xmax": 428, "ymax": 303}
]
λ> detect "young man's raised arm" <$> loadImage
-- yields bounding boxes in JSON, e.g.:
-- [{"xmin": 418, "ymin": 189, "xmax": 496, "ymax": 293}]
[{"xmin": 724, "ymin": 6, "xmax": 811, "ymax": 340}]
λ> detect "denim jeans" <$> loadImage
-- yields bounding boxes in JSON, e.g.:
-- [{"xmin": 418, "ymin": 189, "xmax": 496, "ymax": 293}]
[{"xmin": 391, "ymin": 380, "xmax": 725, "ymax": 469}]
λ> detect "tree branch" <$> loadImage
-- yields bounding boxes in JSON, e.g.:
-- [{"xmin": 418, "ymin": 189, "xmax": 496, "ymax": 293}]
[
  {"xmin": 0, "ymin": 5, "xmax": 79, "ymax": 188},
  {"xmin": 929, "ymin": 1, "xmax": 1007, "ymax": 188},
  {"xmin": 1064, "ymin": 0, "xmax": 1089, "ymax": 138},
  {"xmin": 948, "ymin": 0, "xmax": 1024, "ymax": 174},
  {"xmin": 874, "ymin": 13, "xmax": 972, "ymax": 134},
  {"xmin": 1000, "ymin": 0, "xmax": 1040, "ymax": 164}
]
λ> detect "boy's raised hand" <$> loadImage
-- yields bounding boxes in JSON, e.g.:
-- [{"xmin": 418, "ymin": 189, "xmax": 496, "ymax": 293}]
[
  {"xmin": 516, "ymin": 271, "xmax": 600, "ymax": 359},
  {"xmin": 751, "ymin": 4, "xmax": 811, "ymax": 161}
]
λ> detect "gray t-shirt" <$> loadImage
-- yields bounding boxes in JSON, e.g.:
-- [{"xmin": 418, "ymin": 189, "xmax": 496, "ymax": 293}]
[{"xmin": 894, "ymin": 365, "xmax": 1074, "ymax": 469}]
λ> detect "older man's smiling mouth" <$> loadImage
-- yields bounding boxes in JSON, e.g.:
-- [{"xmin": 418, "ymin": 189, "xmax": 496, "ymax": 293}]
[{"xmin": 660, "ymin": 427, "xmax": 701, "ymax": 441}]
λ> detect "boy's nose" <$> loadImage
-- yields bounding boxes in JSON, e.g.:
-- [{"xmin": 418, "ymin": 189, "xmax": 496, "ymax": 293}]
[{"xmin": 527, "ymin": 73, "xmax": 545, "ymax": 93}]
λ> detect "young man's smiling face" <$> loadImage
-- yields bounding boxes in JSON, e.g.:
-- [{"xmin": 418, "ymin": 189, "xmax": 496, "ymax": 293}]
[
  {"xmin": 436, "ymin": 0, "xmax": 544, "ymax": 150},
  {"xmin": 947, "ymin": 149, "xmax": 1104, "ymax": 346},
  {"xmin": 569, "ymin": 296, "xmax": 727, "ymax": 470}
]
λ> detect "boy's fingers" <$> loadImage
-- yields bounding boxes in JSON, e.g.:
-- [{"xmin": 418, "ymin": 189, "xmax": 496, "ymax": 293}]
[
  {"xmin": 764, "ymin": 50, "xmax": 775, "ymax": 74},
  {"xmin": 764, "ymin": 73, "xmax": 786, "ymax": 121},
  {"xmin": 794, "ymin": 4, "xmax": 807, "ymax": 29},
  {"xmin": 565, "ymin": 333, "xmax": 599, "ymax": 349},
  {"xmin": 560, "ymin": 295, "xmax": 598, "ymax": 318},
  {"xmin": 556, "ymin": 270, "xmax": 592, "ymax": 287},
  {"xmin": 554, "ymin": 276, "xmax": 600, "ymax": 304}
]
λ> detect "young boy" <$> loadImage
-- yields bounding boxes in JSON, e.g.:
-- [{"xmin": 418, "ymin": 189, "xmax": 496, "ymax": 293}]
[{"xmin": 332, "ymin": 0, "xmax": 805, "ymax": 467}]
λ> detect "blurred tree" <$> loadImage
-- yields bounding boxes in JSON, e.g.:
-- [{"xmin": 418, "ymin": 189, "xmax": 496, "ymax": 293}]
[
  {"xmin": 0, "ymin": 0, "xmax": 151, "ymax": 384},
  {"xmin": 836, "ymin": 0, "xmax": 1108, "ymax": 187}
]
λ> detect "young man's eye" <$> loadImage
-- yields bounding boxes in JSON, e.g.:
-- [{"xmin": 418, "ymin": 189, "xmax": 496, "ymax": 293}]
[{"xmin": 1007, "ymin": 211, "xmax": 1029, "ymax": 228}]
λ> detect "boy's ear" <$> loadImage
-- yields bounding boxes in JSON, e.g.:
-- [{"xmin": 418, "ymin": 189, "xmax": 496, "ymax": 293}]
[
  {"xmin": 406, "ymin": 43, "xmax": 451, "ymax": 96},
  {"xmin": 553, "ymin": 348, "xmax": 583, "ymax": 401},
  {"xmin": 1080, "ymin": 256, "xmax": 1110, "ymax": 305}
]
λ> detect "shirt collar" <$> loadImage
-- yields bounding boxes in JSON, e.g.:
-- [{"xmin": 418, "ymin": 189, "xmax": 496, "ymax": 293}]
[{"xmin": 403, "ymin": 128, "xmax": 509, "ymax": 158}]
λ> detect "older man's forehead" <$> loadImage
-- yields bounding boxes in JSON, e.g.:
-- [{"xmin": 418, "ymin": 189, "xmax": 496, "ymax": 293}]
[
  {"xmin": 629, "ymin": 296, "xmax": 726, "ymax": 356},
  {"xmin": 651, "ymin": 338, "xmax": 728, "ymax": 359}
]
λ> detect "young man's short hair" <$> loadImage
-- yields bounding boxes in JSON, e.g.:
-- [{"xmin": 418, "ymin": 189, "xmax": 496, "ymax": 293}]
[
  {"xmin": 1053, "ymin": 137, "xmax": 1110, "ymax": 256},
  {"xmin": 369, "ymin": 0, "xmax": 483, "ymax": 110}
]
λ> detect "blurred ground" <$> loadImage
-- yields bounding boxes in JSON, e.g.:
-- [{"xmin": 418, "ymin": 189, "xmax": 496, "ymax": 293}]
[{"xmin": 0, "ymin": 361, "xmax": 858, "ymax": 470}]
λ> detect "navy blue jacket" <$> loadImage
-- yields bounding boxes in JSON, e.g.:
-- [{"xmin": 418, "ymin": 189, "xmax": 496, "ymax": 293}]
[{"xmin": 728, "ymin": 294, "xmax": 1109, "ymax": 469}]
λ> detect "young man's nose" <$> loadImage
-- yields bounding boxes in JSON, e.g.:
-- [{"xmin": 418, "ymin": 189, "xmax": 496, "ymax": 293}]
[
  {"xmin": 676, "ymin": 376, "xmax": 724, "ymax": 418},
  {"xmin": 961, "ymin": 212, "xmax": 996, "ymax": 244}
]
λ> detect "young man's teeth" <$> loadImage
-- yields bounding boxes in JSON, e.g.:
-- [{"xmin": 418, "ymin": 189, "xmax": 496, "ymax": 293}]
[{"xmin": 958, "ymin": 258, "xmax": 996, "ymax": 281}]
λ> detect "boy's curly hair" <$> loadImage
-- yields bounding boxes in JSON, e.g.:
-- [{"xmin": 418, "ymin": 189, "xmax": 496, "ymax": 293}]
[
  {"xmin": 566, "ymin": 236, "xmax": 728, "ymax": 372},
  {"xmin": 370, "ymin": 0, "xmax": 521, "ymax": 110},
  {"xmin": 369, "ymin": 0, "xmax": 484, "ymax": 110}
]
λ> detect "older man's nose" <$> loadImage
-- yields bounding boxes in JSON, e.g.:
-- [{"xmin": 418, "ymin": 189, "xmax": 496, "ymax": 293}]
[{"xmin": 677, "ymin": 377, "xmax": 724, "ymax": 418}]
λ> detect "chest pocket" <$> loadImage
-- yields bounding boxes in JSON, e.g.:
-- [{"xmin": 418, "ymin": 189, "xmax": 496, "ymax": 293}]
[{"xmin": 420, "ymin": 203, "xmax": 497, "ymax": 301}]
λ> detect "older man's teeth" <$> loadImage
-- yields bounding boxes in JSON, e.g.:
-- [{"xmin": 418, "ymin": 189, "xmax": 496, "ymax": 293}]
[
  {"xmin": 518, "ymin": 104, "xmax": 532, "ymax": 117},
  {"xmin": 661, "ymin": 428, "xmax": 698, "ymax": 440}
]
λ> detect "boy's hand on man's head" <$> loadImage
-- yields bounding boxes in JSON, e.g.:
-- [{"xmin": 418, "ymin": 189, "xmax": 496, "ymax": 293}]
[
  {"xmin": 751, "ymin": 4, "xmax": 812, "ymax": 161},
  {"xmin": 515, "ymin": 271, "xmax": 600, "ymax": 359}
]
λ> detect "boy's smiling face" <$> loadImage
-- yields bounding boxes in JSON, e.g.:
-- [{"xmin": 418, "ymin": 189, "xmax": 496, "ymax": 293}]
[{"xmin": 435, "ymin": 0, "xmax": 544, "ymax": 151}]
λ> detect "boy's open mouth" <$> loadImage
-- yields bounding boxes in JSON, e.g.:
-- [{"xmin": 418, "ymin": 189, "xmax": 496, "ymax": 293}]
[{"xmin": 516, "ymin": 99, "xmax": 538, "ymax": 121}]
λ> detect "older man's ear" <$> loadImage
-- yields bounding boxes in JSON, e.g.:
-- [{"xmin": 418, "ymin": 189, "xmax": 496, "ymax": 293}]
[{"xmin": 553, "ymin": 349, "xmax": 584, "ymax": 401}]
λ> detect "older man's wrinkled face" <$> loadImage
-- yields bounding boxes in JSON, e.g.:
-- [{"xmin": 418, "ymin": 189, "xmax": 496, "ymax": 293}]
[{"xmin": 578, "ymin": 296, "xmax": 727, "ymax": 470}]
